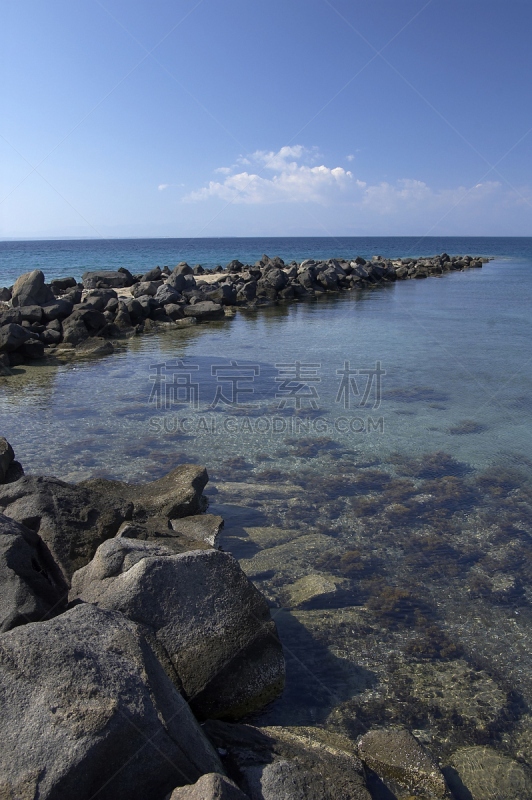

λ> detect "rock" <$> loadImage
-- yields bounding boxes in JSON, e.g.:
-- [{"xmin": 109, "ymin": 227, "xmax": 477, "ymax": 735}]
[
  {"xmin": 0, "ymin": 475, "xmax": 133, "ymax": 581},
  {"xmin": 166, "ymin": 303, "xmax": 186, "ymax": 320},
  {"xmin": 40, "ymin": 328, "xmax": 62, "ymax": 344},
  {"xmin": 0, "ymin": 603, "xmax": 223, "ymax": 800},
  {"xmin": 21, "ymin": 338, "xmax": 45, "ymax": 359},
  {"xmin": 19, "ymin": 304, "xmax": 43, "ymax": 323},
  {"xmin": 70, "ymin": 545, "xmax": 285, "ymax": 720},
  {"xmin": 0, "ymin": 307, "xmax": 22, "ymax": 326},
  {"xmin": 11, "ymin": 269, "xmax": 55, "ymax": 307},
  {"xmin": 168, "ymin": 773, "xmax": 249, "ymax": 799},
  {"xmin": 357, "ymin": 728, "xmax": 447, "ymax": 798},
  {"xmin": 81, "ymin": 464, "xmax": 208, "ymax": 522},
  {"xmin": 0, "ymin": 286, "xmax": 12, "ymax": 301},
  {"xmin": 83, "ymin": 288, "xmax": 118, "ymax": 310},
  {"xmin": 82, "ymin": 270, "xmax": 131, "ymax": 289},
  {"xmin": 156, "ymin": 283, "xmax": 183, "ymax": 305},
  {"xmin": 50, "ymin": 276, "xmax": 77, "ymax": 294},
  {"xmin": 284, "ymin": 573, "xmax": 339, "ymax": 608},
  {"xmin": 131, "ymin": 280, "xmax": 163, "ymax": 298},
  {"xmin": 208, "ymin": 284, "xmax": 237, "ymax": 305},
  {"xmin": 74, "ymin": 337, "xmax": 114, "ymax": 356},
  {"xmin": 61, "ymin": 316, "xmax": 89, "ymax": 345},
  {"xmin": 41, "ymin": 298, "xmax": 73, "ymax": 321},
  {"xmin": 69, "ymin": 305, "xmax": 107, "ymax": 333},
  {"xmin": 4, "ymin": 460, "xmax": 24, "ymax": 483},
  {"xmin": 115, "ymin": 519, "xmax": 213, "ymax": 554},
  {"xmin": 0, "ymin": 323, "xmax": 32, "ymax": 352},
  {"xmin": 183, "ymin": 301, "xmax": 224, "ymax": 320},
  {"xmin": 168, "ymin": 272, "xmax": 197, "ymax": 293},
  {"xmin": 173, "ymin": 262, "xmax": 194, "ymax": 276},
  {"xmin": 113, "ymin": 301, "xmax": 133, "ymax": 330},
  {"xmin": 193, "ymin": 264, "xmax": 205, "ymax": 275},
  {"xmin": 447, "ymin": 746, "xmax": 532, "ymax": 800},
  {"xmin": 0, "ymin": 438, "xmax": 15, "ymax": 483},
  {"xmin": 204, "ymin": 721, "xmax": 371, "ymax": 800},
  {"xmin": 142, "ymin": 266, "xmax": 162, "ymax": 282},
  {"xmin": 0, "ymin": 512, "xmax": 68, "ymax": 631},
  {"xmin": 226, "ymin": 260, "xmax": 245, "ymax": 273},
  {"xmin": 170, "ymin": 514, "xmax": 224, "ymax": 547}
]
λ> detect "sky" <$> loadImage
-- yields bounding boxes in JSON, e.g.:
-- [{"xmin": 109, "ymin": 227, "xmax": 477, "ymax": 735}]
[{"xmin": 1, "ymin": 0, "xmax": 532, "ymax": 239}]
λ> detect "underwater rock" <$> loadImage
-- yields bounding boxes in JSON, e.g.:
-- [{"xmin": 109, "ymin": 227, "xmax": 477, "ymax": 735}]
[
  {"xmin": 448, "ymin": 745, "xmax": 532, "ymax": 800},
  {"xmin": 357, "ymin": 728, "xmax": 448, "ymax": 798},
  {"xmin": 284, "ymin": 573, "xmax": 341, "ymax": 608}
]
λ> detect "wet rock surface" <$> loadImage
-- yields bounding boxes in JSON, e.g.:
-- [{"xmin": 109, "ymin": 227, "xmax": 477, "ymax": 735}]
[{"xmin": 168, "ymin": 773, "xmax": 249, "ymax": 800}]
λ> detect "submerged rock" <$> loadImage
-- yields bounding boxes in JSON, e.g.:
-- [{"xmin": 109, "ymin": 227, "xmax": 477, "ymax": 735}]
[
  {"xmin": 357, "ymin": 728, "xmax": 448, "ymax": 798},
  {"xmin": 447, "ymin": 746, "xmax": 532, "ymax": 800},
  {"xmin": 204, "ymin": 721, "xmax": 371, "ymax": 800},
  {"xmin": 0, "ymin": 603, "xmax": 223, "ymax": 800},
  {"xmin": 70, "ymin": 542, "xmax": 285, "ymax": 720}
]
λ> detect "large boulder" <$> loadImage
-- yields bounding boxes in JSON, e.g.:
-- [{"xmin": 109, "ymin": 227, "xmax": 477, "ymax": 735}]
[
  {"xmin": 81, "ymin": 463, "xmax": 209, "ymax": 522},
  {"xmin": 0, "ymin": 512, "xmax": 68, "ymax": 631},
  {"xmin": 70, "ymin": 543, "xmax": 285, "ymax": 720},
  {"xmin": 183, "ymin": 301, "xmax": 224, "ymax": 320},
  {"xmin": 0, "ymin": 323, "xmax": 32, "ymax": 352},
  {"xmin": 0, "ymin": 437, "xmax": 14, "ymax": 482},
  {"xmin": 82, "ymin": 270, "xmax": 132, "ymax": 289},
  {"xmin": 0, "ymin": 475, "xmax": 133, "ymax": 581},
  {"xmin": 204, "ymin": 721, "xmax": 371, "ymax": 800},
  {"xmin": 11, "ymin": 269, "xmax": 55, "ymax": 307},
  {"xmin": 0, "ymin": 603, "xmax": 223, "ymax": 800}
]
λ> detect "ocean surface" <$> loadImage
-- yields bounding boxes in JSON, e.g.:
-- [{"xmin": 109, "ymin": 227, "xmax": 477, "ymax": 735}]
[{"xmin": 2, "ymin": 237, "xmax": 532, "ymax": 772}]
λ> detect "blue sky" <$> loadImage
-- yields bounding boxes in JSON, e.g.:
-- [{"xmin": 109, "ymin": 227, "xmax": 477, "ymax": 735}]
[{"xmin": 1, "ymin": 0, "xmax": 531, "ymax": 238}]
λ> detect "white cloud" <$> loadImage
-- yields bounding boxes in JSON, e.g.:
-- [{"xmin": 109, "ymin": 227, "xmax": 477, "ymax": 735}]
[
  {"xmin": 158, "ymin": 184, "xmax": 169, "ymax": 191},
  {"xmin": 185, "ymin": 146, "xmax": 352, "ymax": 204},
  {"xmin": 214, "ymin": 167, "xmax": 231, "ymax": 174},
  {"xmin": 347, "ymin": 154, "xmax": 355, "ymax": 161}
]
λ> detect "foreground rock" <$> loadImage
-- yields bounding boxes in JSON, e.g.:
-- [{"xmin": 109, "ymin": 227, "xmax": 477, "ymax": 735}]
[
  {"xmin": 357, "ymin": 728, "xmax": 448, "ymax": 798},
  {"xmin": 0, "ymin": 512, "xmax": 68, "ymax": 631},
  {"xmin": 204, "ymin": 721, "xmax": 371, "ymax": 800},
  {"xmin": 0, "ymin": 475, "xmax": 133, "ymax": 581},
  {"xmin": 168, "ymin": 774, "xmax": 249, "ymax": 800},
  {"xmin": 71, "ymin": 541, "xmax": 285, "ymax": 719},
  {"xmin": 0, "ymin": 603, "xmax": 223, "ymax": 800}
]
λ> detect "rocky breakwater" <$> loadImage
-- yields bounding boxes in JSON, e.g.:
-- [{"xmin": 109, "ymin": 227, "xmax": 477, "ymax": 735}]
[{"xmin": 0, "ymin": 253, "xmax": 490, "ymax": 369}]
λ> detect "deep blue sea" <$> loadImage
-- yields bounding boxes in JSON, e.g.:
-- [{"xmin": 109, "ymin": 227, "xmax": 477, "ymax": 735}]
[{"xmin": 2, "ymin": 237, "xmax": 532, "ymax": 769}]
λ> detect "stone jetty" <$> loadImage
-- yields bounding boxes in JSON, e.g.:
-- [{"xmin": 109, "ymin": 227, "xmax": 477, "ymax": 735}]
[{"xmin": 0, "ymin": 252, "xmax": 489, "ymax": 368}]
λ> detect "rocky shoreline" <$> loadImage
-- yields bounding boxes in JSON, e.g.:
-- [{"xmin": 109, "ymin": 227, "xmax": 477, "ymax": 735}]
[
  {"xmin": 0, "ymin": 252, "xmax": 490, "ymax": 369},
  {"xmin": 1, "ymin": 437, "xmax": 528, "ymax": 799}
]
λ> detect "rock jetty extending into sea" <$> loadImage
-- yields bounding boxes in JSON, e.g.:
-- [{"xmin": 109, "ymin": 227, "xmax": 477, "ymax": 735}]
[{"xmin": 0, "ymin": 252, "xmax": 490, "ymax": 369}]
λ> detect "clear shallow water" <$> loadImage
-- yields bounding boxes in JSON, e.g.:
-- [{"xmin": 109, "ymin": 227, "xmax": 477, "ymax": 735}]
[{"xmin": 2, "ymin": 237, "xmax": 532, "ymax": 772}]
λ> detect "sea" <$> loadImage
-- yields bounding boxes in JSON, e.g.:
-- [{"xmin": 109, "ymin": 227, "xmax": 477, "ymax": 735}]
[{"xmin": 2, "ymin": 236, "xmax": 532, "ymax": 771}]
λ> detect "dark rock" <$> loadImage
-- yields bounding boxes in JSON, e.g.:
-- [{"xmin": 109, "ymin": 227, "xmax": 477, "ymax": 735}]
[
  {"xmin": 21, "ymin": 339, "xmax": 45, "ymax": 359},
  {"xmin": 0, "ymin": 323, "xmax": 32, "ymax": 352},
  {"xmin": 74, "ymin": 337, "xmax": 114, "ymax": 356},
  {"xmin": 41, "ymin": 298, "xmax": 73, "ymax": 321},
  {"xmin": 173, "ymin": 262, "xmax": 194, "ymax": 276},
  {"xmin": 117, "ymin": 266, "xmax": 135, "ymax": 285},
  {"xmin": 83, "ymin": 289, "xmax": 118, "ymax": 310},
  {"xmin": 166, "ymin": 303, "xmax": 186, "ymax": 320},
  {"xmin": 81, "ymin": 464, "xmax": 208, "ymax": 523},
  {"xmin": 115, "ymin": 520, "xmax": 213, "ymax": 555},
  {"xmin": 0, "ymin": 287, "xmax": 12, "ymax": 302},
  {"xmin": 69, "ymin": 305, "xmax": 107, "ymax": 333},
  {"xmin": 131, "ymin": 280, "xmax": 163, "ymax": 298},
  {"xmin": 82, "ymin": 270, "xmax": 131, "ymax": 289},
  {"xmin": 237, "ymin": 281, "xmax": 257, "ymax": 302},
  {"xmin": 19, "ymin": 305, "xmax": 43, "ymax": 323},
  {"xmin": 357, "ymin": 728, "xmax": 447, "ymax": 798},
  {"xmin": 262, "ymin": 268, "xmax": 288, "ymax": 291},
  {"xmin": 71, "ymin": 545, "xmax": 285, "ymax": 720},
  {"xmin": 256, "ymin": 281, "xmax": 278, "ymax": 300},
  {"xmin": 226, "ymin": 260, "xmax": 245, "ymax": 273},
  {"xmin": 204, "ymin": 721, "xmax": 371, "ymax": 800},
  {"xmin": 155, "ymin": 283, "xmax": 182, "ymax": 305},
  {"xmin": 113, "ymin": 301, "xmax": 133, "ymax": 330},
  {"xmin": 125, "ymin": 297, "xmax": 145, "ymax": 321},
  {"xmin": 62, "ymin": 287, "xmax": 83, "ymax": 305},
  {"xmin": 0, "ymin": 475, "xmax": 134, "ymax": 581},
  {"xmin": 193, "ymin": 264, "xmax": 204, "ymax": 275},
  {"xmin": 61, "ymin": 317, "xmax": 89, "ymax": 345},
  {"xmin": 0, "ymin": 512, "xmax": 68, "ymax": 631},
  {"xmin": 167, "ymin": 272, "xmax": 197, "ymax": 293},
  {"xmin": 0, "ymin": 438, "xmax": 15, "ymax": 483},
  {"xmin": 11, "ymin": 269, "xmax": 55, "ymax": 307},
  {"xmin": 208, "ymin": 284, "xmax": 238, "ymax": 305},
  {"xmin": 136, "ymin": 295, "xmax": 159, "ymax": 317},
  {"xmin": 3, "ymin": 460, "xmax": 24, "ymax": 483},
  {"xmin": 142, "ymin": 266, "xmax": 162, "ymax": 282},
  {"xmin": 50, "ymin": 276, "xmax": 77, "ymax": 295},
  {"xmin": 0, "ymin": 603, "xmax": 223, "ymax": 800},
  {"xmin": 0, "ymin": 307, "xmax": 22, "ymax": 326},
  {"xmin": 169, "ymin": 774, "xmax": 248, "ymax": 800},
  {"xmin": 40, "ymin": 328, "xmax": 62, "ymax": 345},
  {"xmin": 183, "ymin": 301, "xmax": 224, "ymax": 320}
]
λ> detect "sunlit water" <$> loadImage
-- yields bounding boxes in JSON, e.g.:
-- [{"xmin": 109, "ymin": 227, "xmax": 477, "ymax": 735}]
[{"xmin": 2, "ymin": 238, "xmax": 532, "ymax": 770}]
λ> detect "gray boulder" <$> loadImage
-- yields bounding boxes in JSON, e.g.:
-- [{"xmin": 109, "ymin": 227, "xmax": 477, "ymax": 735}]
[
  {"xmin": 131, "ymin": 280, "xmax": 163, "ymax": 298},
  {"xmin": 204, "ymin": 721, "xmax": 371, "ymax": 800},
  {"xmin": 19, "ymin": 304, "xmax": 43, "ymax": 323},
  {"xmin": 0, "ymin": 307, "xmax": 22, "ymax": 325},
  {"xmin": 41, "ymin": 298, "xmax": 73, "ymax": 321},
  {"xmin": 169, "ymin": 774, "xmax": 249, "ymax": 800},
  {"xmin": 167, "ymin": 272, "xmax": 197, "ymax": 292},
  {"xmin": 116, "ymin": 516, "xmax": 218, "ymax": 553},
  {"xmin": 50, "ymin": 276, "xmax": 77, "ymax": 295},
  {"xmin": 61, "ymin": 316, "xmax": 89, "ymax": 345},
  {"xmin": 0, "ymin": 286, "xmax": 12, "ymax": 301},
  {"xmin": 70, "ymin": 544, "xmax": 285, "ymax": 720},
  {"xmin": 173, "ymin": 262, "xmax": 194, "ymax": 276},
  {"xmin": 0, "ymin": 512, "xmax": 68, "ymax": 631},
  {"xmin": 11, "ymin": 269, "xmax": 55, "ymax": 307},
  {"xmin": 156, "ymin": 282, "xmax": 183, "ymax": 305},
  {"xmin": 170, "ymin": 513, "xmax": 224, "ymax": 547},
  {"xmin": 0, "ymin": 475, "xmax": 133, "ymax": 581},
  {"xmin": 81, "ymin": 463, "xmax": 208, "ymax": 522},
  {"xmin": 0, "ymin": 603, "xmax": 223, "ymax": 800},
  {"xmin": 142, "ymin": 266, "xmax": 162, "ymax": 282}
]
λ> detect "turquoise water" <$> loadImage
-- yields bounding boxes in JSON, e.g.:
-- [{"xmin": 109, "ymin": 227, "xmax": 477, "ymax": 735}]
[{"xmin": 2, "ymin": 237, "xmax": 532, "ymax": 770}]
